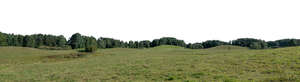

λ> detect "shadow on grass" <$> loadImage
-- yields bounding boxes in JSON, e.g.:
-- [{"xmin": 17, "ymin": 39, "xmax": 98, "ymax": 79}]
[{"xmin": 45, "ymin": 52, "xmax": 89, "ymax": 59}]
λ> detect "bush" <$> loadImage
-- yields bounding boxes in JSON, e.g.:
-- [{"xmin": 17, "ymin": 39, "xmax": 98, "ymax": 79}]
[{"xmin": 85, "ymin": 46, "xmax": 97, "ymax": 52}]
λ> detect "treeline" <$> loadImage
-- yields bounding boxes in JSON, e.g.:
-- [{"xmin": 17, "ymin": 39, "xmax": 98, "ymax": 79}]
[
  {"xmin": 0, "ymin": 32, "xmax": 67, "ymax": 48},
  {"xmin": 1, "ymin": 32, "xmax": 300, "ymax": 50}
]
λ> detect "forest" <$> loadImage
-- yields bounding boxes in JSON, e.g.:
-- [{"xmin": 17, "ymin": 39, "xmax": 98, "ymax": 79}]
[{"xmin": 1, "ymin": 32, "xmax": 300, "ymax": 51}]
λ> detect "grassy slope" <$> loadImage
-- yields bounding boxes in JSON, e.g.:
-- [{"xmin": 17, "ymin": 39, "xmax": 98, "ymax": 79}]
[{"xmin": 0, "ymin": 45, "xmax": 300, "ymax": 81}]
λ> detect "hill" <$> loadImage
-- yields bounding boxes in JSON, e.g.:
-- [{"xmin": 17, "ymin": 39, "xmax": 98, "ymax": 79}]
[{"xmin": 0, "ymin": 46, "xmax": 300, "ymax": 81}]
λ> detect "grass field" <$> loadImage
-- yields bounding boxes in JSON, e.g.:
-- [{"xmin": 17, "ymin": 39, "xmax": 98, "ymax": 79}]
[{"xmin": 1, "ymin": 45, "xmax": 300, "ymax": 82}]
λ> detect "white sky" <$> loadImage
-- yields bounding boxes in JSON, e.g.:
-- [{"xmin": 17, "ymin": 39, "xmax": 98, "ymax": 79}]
[{"xmin": 0, "ymin": 0, "xmax": 300, "ymax": 43}]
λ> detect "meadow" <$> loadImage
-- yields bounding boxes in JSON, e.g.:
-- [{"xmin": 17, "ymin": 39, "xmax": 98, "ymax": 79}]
[{"xmin": 0, "ymin": 45, "xmax": 300, "ymax": 82}]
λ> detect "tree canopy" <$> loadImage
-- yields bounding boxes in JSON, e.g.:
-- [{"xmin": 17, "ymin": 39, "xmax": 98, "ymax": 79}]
[{"xmin": 232, "ymin": 38, "xmax": 268, "ymax": 49}]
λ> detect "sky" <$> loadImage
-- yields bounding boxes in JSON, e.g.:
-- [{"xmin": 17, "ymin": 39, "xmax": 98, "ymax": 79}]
[{"xmin": 0, "ymin": 0, "xmax": 299, "ymax": 43}]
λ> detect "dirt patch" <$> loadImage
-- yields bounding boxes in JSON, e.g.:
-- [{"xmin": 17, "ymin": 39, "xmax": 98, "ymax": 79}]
[
  {"xmin": 45, "ymin": 53, "xmax": 88, "ymax": 59},
  {"xmin": 63, "ymin": 53, "xmax": 88, "ymax": 58}
]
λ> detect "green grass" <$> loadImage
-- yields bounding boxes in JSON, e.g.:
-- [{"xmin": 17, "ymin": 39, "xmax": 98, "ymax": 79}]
[{"xmin": 1, "ymin": 45, "xmax": 300, "ymax": 81}]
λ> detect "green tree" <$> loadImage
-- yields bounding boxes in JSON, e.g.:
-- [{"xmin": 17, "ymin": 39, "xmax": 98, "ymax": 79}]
[
  {"xmin": 128, "ymin": 41, "xmax": 135, "ymax": 48},
  {"xmin": 56, "ymin": 35, "xmax": 67, "ymax": 47},
  {"xmin": 151, "ymin": 39, "xmax": 160, "ymax": 47},
  {"xmin": 6, "ymin": 34, "xmax": 14, "ymax": 46},
  {"xmin": 85, "ymin": 36, "xmax": 97, "ymax": 52},
  {"xmin": 267, "ymin": 41, "xmax": 279, "ymax": 48},
  {"xmin": 151, "ymin": 37, "xmax": 186, "ymax": 47},
  {"xmin": 275, "ymin": 39, "xmax": 300, "ymax": 47},
  {"xmin": 23, "ymin": 35, "xmax": 35, "ymax": 47},
  {"xmin": 85, "ymin": 37, "xmax": 97, "ymax": 47},
  {"xmin": 134, "ymin": 41, "xmax": 139, "ymax": 48},
  {"xmin": 68, "ymin": 33, "xmax": 84, "ymax": 49},
  {"xmin": 16, "ymin": 35, "xmax": 24, "ymax": 46},
  {"xmin": 187, "ymin": 43, "xmax": 204, "ymax": 49},
  {"xmin": 102, "ymin": 38, "xmax": 113, "ymax": 48},
  {"xmin": 33, "ymin": 34, "xmax": 44, "ymax": 48},
  {"xmin": 249, "ymin": 42, "xmax": 262, "ymax": 49},
  {"xmin": 97, "ymin": 38, "xmax": 106, "ymax": 48},
  {"xmin": 0, "ymin": 32, "xmax": 7, "ymax": 46},
  {"xmin": 112, "ymin": 40, "xmax": 121, "ymax": 48},
  {"xmin": 11, "ymin": 35, "xmax": 19, "ymax": 46},
  {"xmin": 202, "ymin": 40, "xmax": 228, "ymax": 48},
  {"xmin": 232, "ymin": 38, "xmax": 268, "ymax": 49},
  {"xmin": 139, "ymin": 40, "xmax": 151, "ymax": 48},
  {"xmin": 120, "ymin": 41, "xmax": 127, "ymax": 48}
]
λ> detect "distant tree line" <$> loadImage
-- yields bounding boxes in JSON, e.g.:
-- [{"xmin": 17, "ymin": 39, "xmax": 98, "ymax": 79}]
[
  {"xmin": 0, "ymin": 32, "xmax": 67, "ymax": 48},
  {"xmin": 1, "ymin": 32, "xmax": 300, "ymax": 50}
]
